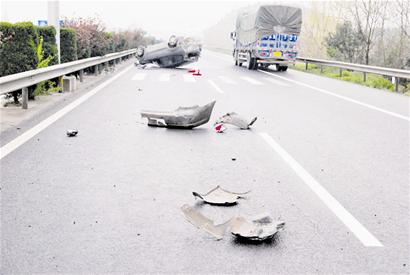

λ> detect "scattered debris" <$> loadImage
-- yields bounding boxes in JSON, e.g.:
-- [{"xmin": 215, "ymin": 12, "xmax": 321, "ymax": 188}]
[
  {"xmin": 193, "ymin": 70, "xmax": 202, "ymax": 76},
  {"xmin": 188, "ymin": 69, "xmax": 196, "ymax": 73},
  {"xmin": 181, "ymin": 205, "xmax": 285, "ymax": 242},
  {"xmin": 192, "ymin": 185, "xmax": 250, "ymax": 205},
  {"xmin": 135, "ymin": 63, "xmax": 147, "ymax": 69},
  {"xmin": 231, "ymin": 158, "xmax": 236, "ymax": 161},
  {"xmin": 230, "ymin": 213, "xmax": 285, "ymax": 241},
  {"xmin": 181, "ymin": 204, "xmax": 231, "ymax": 240},
  {"xmin": 141, "ymin": 101, "xmax": 216, "ymax": 129},
  {"xmin": 215, "ymin": 113, "xmax": 257, "ymax": 129},
  {"xmin": 137, "ymin": 87, "xmax": 143, "ymax": 92},
  {"xmin": 66, "ymin": 129, "xmax": 78, "ymax": 137},
  {"xmin": 214, "ymin": 123, "xmax": 226, "ymax": 133}
]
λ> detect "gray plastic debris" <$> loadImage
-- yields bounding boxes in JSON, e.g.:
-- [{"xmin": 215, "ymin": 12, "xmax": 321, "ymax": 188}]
[
  {"xmin": 215, "ymin": 112, "xmax": 257, "ymax": 129},
  {"xmin": 230, "ymin": 214, "xmax": 285, "ymax": 241},
  {"xmin": 66, "ymin": 129, "xmax": 78, "ymax": 137},
  {"xmin": 141, "ymin": 101, "xmax": 216, "ymax": 129},
  {"xmin": 192, "ymin": 185, "xmax": 250, "ymax": 205},
  {"xmin": 181, "ymin": 205, "xmax": 285, "ymax": 241},
  {"xmin": 181, "ymin": 204, "xmax": 231, "ymax": 240}
]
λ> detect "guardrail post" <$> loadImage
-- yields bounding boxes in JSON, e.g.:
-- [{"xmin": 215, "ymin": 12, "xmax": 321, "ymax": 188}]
[
  {"xmin": 339, "ymin": 68, "xmax": 343, "ymax": 77},
  {"xmin": 363, "ymin": 72, "xmax": 367, "ymax": 82},
  {"xmin": 104, "ymin": 62, "xmax": 108, "ymax": 72},
  {"xmin": 22, "ymin": 87, "xmax": 28, "ymax": 109},
  {"xmin": 396, "ymin": 78, "xmax": 400, "ymax": 92},
  {"xmin": 58, "ymin": 76, "xmax": 63, "ymax": 92},
  {"xmin": 320, "ymin": 65, "xmax": 323, "ymax": 74},
  {"xmin": 79, "ymin": 69, "xmax": 84, "ymax": 82},
  {"xmin": 305, "ymin": 60, "xmax": 308, "ymax": 70},
  {"xmin": 94, "ymin": 65, "xmax": 99, "ymax": 76}
]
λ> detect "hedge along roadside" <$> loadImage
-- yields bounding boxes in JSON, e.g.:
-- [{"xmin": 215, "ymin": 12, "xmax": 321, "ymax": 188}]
[
  {"xmin": 0, "ymin": 22, "xmax": 79, "ymax": 103},
  {"xmin": 60, "ymin": 28, "xmax": 78, "ymax": 63},
  {"xmin": 0, "ymin": 22, "xmax": 38, "ymax": 103}
]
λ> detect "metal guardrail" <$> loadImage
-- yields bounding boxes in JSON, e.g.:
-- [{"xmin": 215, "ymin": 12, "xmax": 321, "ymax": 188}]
[
  {"xmin": 296, "ymin": 57, "xmax": 410, "ymax": 92},
  {"xmin": 0, "ymin": 49, "xmax": 136, "ymax": 108}
]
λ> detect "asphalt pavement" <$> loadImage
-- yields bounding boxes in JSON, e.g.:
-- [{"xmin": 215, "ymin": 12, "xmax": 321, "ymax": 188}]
[{"xmin": 1, "ymin": 50, "xmax": 409, "ymax": 274}]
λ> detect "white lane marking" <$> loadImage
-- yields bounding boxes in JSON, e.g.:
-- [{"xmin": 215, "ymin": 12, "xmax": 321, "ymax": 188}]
[
  {"xmin": 240, "ymin": 76, "xmax": 263, "ymax": 85},
  {"xmin": 208, "ymin": 80, "xmax": 224, "ymax": 94},
  {"xmin": 218, "ymin": 75, "xmax": 236, "ymax": 85},
  {"xmin": 264, "ymin": 76, "xmax": 289, "ymax": 87},
  {"xmin": 159, "ymin": 73, "xmax": 170, "ymax": 82},
  {"xmin": 0, "ymin": 65, "xmax": 134, "ymax": 160},
  {"xmin": 182, "ymin": 74, "xmax": 196, "ymax": 83},
  {"xmin": 259, "ymin": 69, "xmax": 410, "ymax": 122},
  {"xmin": 132, "ymin": 73, "xmax": 146, "ymax": 81},
  {"xmin": 259, "ymin": 132, "xmax": 383, "ymax": 247}
]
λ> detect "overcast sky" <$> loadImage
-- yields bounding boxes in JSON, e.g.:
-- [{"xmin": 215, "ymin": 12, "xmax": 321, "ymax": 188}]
[{"xmin": 0, "ymin": 0, "xmax": 261, "ymax": 39}]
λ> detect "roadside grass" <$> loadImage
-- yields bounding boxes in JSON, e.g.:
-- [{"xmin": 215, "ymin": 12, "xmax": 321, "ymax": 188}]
[{"xmin": 292, "ymin": 63, "xmax": 409, "ymax": 95}]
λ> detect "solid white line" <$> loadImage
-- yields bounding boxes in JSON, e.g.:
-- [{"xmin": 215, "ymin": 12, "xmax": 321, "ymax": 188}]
[
  {"xmin": 182, "ymin": 74, "xmax": 196, "ymax": 83},
  {"xmin": 218, "ymin": 75, "xmax": 236, "ymax": 85},
  {"xmin": 132, "ymin": 72, "xmax": 146, "ymax": 81},
  {"xmin": 258, "ymin": 69, "xmax": 410, "ymax": 122},
  {"xmin": 208, "ymin": 80, "xmax": 225, "ymax": 94},
  {"xmin": 0, "ymin": 65, "xmax": 134, "ymax": 160},
  {"xmin": 264, "ymin": 76, "xmax": 289, "ymax": 87},
  {"xmin": 240, "ymin": 76, "xmax": 263, "ymax": 85},
  {"xmin": 259, "ymin": 132, "xmax": 383, "ymax": 247},
  {"xmin": 159, "ymin": 73, "xmax": 170, "ymax": 82}
]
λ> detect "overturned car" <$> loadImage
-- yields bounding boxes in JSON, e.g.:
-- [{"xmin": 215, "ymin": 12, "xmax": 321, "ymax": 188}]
[{"xmin": 136, "ymin": 35, "xmax": 201, "ymax": 68}]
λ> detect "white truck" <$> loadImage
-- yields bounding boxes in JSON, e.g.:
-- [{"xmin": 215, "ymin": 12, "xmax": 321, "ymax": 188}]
[{"xmin": 231, "ymin": 5, "xmax": 302, "ymax": 71}]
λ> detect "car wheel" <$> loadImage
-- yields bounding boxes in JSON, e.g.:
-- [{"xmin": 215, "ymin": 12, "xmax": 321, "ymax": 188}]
[
  {"xmin": 280, "ymin": 66, "xmax": 288, "ymax": 71},
  {"xmin": 168, "ymin": 35, "xmax": 177, "ymax": 48},
  {"xmin": 136, "ymin": 47, "xmax": 144, "ymax": 57}
]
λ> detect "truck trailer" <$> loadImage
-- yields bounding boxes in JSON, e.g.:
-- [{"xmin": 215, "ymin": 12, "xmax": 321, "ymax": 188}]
[{"xmin": 231, "ymin": 5, "xmax": 302, "ymax": 71}]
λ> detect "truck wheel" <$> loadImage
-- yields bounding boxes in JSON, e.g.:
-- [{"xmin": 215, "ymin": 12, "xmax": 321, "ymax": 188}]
[
  {"xmin": 276, "ymin": 65, "xmax": 288, "ymax": 72},
  {"xmin": 252, "ymin": 60, "xmax": 258, "ymax": 70},
  {"xmin": 247, "ymin": 52, "xmax": 255, "ymax": 70}
]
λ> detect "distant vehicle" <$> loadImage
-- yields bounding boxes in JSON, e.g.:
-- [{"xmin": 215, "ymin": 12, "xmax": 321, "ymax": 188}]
[
  {"xmin": 136, "ymin": 35, "xmax": 201, "ymax": 68},
  {"xmin": 231, "ymin": 5, "xmax": 302, "ymax": 71}
]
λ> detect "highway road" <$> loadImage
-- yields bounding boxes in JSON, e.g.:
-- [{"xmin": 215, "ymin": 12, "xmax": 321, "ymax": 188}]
[{"xmin": 1, "ymin": 50, "xmax": 409, "ymax": 274}]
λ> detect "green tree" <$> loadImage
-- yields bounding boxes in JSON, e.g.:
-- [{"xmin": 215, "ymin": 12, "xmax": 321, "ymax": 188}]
[{"xmin": 326, "ymin": 21, "xmax": 362, "ymax": 63}]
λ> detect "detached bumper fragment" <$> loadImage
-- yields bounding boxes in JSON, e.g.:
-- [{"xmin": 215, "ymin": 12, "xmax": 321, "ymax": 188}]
[
  {"xmin": 181, "ymin": 205, "xmax": 285, "ymax": 242},
  {"xmin": 141, "ymin": 101, "xmax": 216, "ymax": 129},
  {"xmin": 230, "ymin": 214, "xmax": 285, "ymax": 241},
  {"xmin": 192, "ymin": 185, "xmax": 250, "ymax": 205},
  {"xmin": 215, "ymin": 112, "xmax": 257, "ymax": 129}
]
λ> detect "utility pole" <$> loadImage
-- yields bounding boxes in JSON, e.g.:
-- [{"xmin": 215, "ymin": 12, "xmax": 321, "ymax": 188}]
[{"xmin": 47, "ymin": 0, "xmax": 60, "ymax": 63}]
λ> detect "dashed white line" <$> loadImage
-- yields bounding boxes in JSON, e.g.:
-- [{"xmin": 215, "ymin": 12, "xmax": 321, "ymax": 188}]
[
  {"xmin": 264, "ymin": 76, "xmax": 289, "ymax": 86},
  {"xmin": 240, "ymin": 76, "xmax": 263, "ymax": 85},
  {"xmin": 182, "ymin": 74, "xmax": 196, "ymax": 83},
  {"xmin": 132, "ymin": 73, "xmax": 146, "ymax": 81},
  {"xmin": 0, "ymin": 65, "xmax": 134, "ymax": 160},
  {"xmin": 218, "ymin": 75, "xmax": 236, "ymax": 85},
  {"xmin": 259, "ymin": 132, "xmax": 383, "ymax": 247},
  {"xmin": 258, "ymin": 69, "xmax": 410, "ymax": 122},
  {"xmin": 208, "ymin": 80, "xmax": 224, "ymax": 94}
]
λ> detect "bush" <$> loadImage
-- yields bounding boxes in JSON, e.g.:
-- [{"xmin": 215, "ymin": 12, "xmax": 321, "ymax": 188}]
[
  {"xmin": 60, "ymin": 28, "xmax": 78, "ymax": 63},
  {"xmin": 36, "ymin": 26, "xmax": 58, "ymax": 65},
  {"xmin": 0, "ymin": 21, "xmax": 38, "ymax": 77}
]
